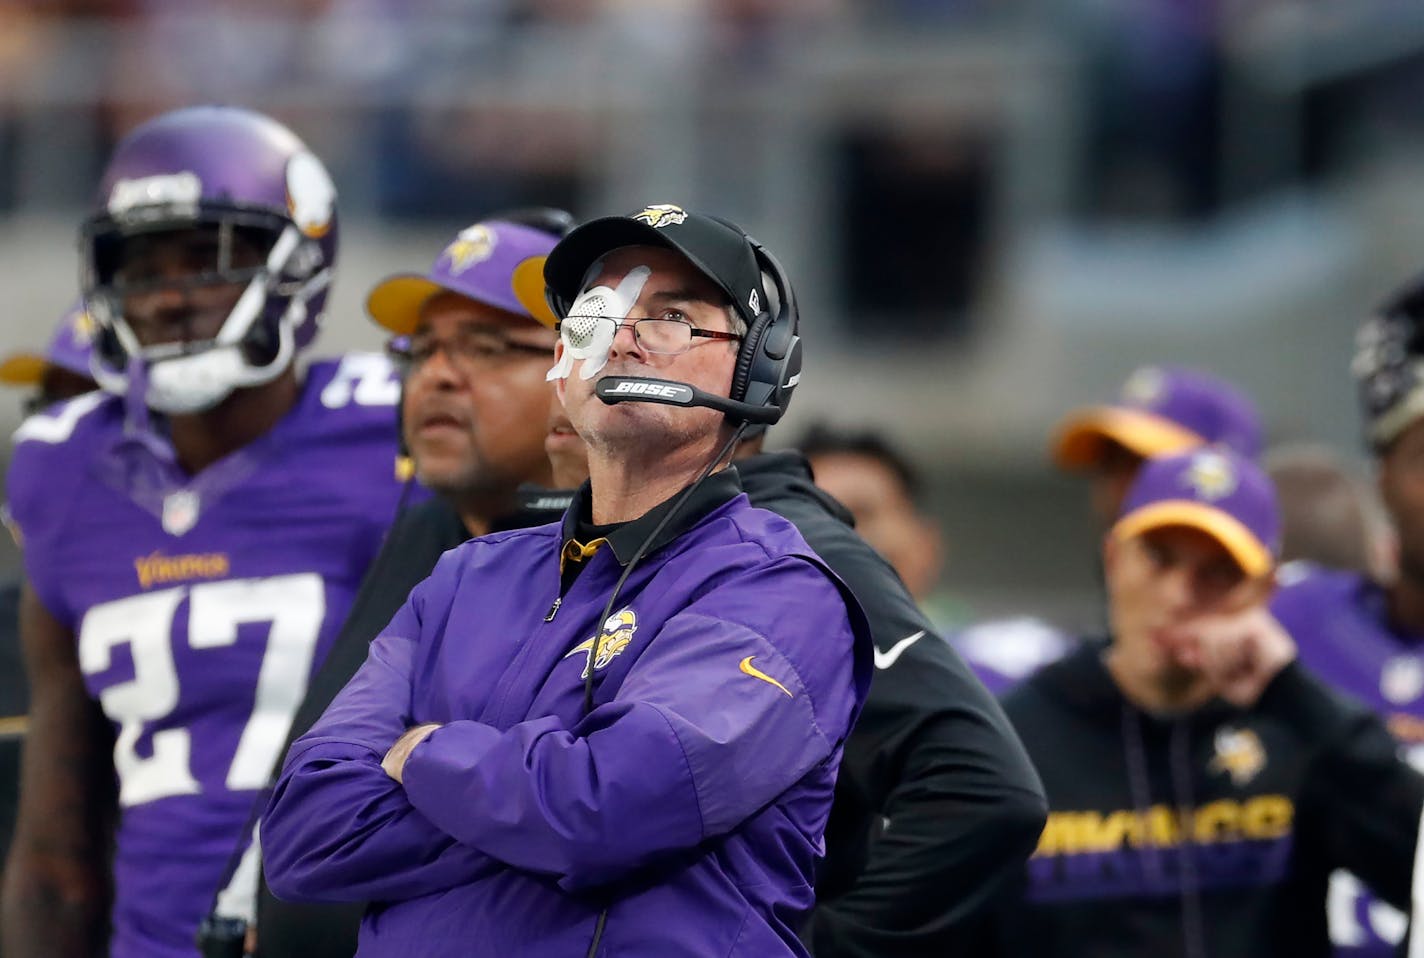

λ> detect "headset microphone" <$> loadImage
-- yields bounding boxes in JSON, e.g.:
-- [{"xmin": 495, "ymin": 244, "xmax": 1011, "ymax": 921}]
[{"xmin": 595, "ymin": 375, "xmax": 782, "ymax": 425}]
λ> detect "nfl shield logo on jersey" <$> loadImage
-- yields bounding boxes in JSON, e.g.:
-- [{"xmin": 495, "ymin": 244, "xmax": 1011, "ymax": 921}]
[
  {"xmin": 162, "ymin": 490, "xmax": 201, "ymax": 536},
  {"xmin": 1382, "ymin": 655, "xmax": 1424, "ymax": 705}
]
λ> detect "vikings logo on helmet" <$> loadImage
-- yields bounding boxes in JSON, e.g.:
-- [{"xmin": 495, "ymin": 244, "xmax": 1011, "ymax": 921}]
[
  {"xmin": 563, "ymin": 608, "xmax": 639, "ymax": 680},
  {"xmin": 1121, "ymin": 366, "xmax": 1167, "ymax": 409},
  {"xmin": 1184, "ymin": 450, "xmax": 1237, "ymax": 501},
  {"xmin": 442, "ymin": 225, "xmax": 498, "ymax": 275},
  {"xmin": 69, "ymin": 307, "xmax": 96, "ymax": 345},
  {"xmin": 285, "ymin": 152, "xmax": 337, "ymax": 240},
  {"xmin": 632, "ymin": 204, "xmax": 688, "ymax": 229},
  {"xmin": 1209, "ymin": 726, "xmax": 1266, "ymax": 786}
]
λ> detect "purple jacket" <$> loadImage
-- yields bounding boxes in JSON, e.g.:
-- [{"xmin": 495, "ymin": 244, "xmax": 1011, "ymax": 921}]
[{"xmin": 262, "ymin": 474, "xmax": 873, "ymax": 957}]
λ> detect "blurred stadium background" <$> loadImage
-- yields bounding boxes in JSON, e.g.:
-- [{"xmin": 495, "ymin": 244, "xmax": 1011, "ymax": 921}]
[{"xmin": 4, "ymin": 0, "xmax": 1424, "ymax": 630}]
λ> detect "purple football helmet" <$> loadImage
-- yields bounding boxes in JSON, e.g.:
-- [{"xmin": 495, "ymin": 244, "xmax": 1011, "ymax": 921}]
[{"xmin": 80, "ymin": 106, "xmax": 339, "ymax": 414}]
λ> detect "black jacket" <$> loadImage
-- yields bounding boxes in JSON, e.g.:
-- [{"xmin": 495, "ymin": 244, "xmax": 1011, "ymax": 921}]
[
  {"xmin": 735, "ymin": 452, "xmax": 1046, "ymax": 957},
  {"xmin": 257, "ymin": 454, "xmax": 1048, "ymax": 958},
  {"xmin": 970, "ymin": 640, "xmax": 1424, "ymax": 958},
  {"xmin": 0, "ymin": 580, "xmax": 26, "ymax": 874}
]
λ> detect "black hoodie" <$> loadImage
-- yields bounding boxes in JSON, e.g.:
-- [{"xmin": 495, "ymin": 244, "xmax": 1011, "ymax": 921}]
[
  {"xmin": 256, "ymin": 453, "xmax": 1047, "ymax": 958},
  {"xmin": 735, "ymin": 452, "xmax": 1047, "ymax": 957},
  {"xmin": 970, "ymin": 640, "xmax": 1424, "ymax": 958}
]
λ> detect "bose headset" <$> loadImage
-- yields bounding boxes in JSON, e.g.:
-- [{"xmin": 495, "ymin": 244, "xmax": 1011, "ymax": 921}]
[{"xmin": 558, "ymin": 224, "xmax": 802, "ymax": 428}]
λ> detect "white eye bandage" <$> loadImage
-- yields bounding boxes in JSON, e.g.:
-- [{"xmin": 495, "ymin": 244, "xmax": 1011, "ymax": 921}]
[{"xmin": 546, "ymin": 265, "xmax": 651, "ymax": 382}]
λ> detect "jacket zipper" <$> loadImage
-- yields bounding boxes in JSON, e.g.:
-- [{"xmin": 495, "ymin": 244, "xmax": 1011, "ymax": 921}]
[{"xmin": 545, "ymin": 596, "xmax": 562, "ymax": 622}]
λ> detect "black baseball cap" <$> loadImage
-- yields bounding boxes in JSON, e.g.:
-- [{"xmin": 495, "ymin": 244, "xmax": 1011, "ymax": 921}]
[{"xmin": 524, "ymin": 204, "xmax": 769, "ymax": 328}]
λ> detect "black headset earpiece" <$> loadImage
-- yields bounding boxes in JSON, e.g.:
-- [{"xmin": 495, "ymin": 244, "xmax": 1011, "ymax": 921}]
[{"xmin": 729, "ymin": 239, "xmax": 801, "ymax": 426}]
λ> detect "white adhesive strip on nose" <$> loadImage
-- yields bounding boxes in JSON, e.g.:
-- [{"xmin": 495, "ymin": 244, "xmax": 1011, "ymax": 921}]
[{"xmin": 546, "ymin": 266, "xmax": 651, "ymax": 382}]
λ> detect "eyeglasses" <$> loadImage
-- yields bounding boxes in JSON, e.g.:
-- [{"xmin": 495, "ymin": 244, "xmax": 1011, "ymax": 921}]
[
  {"xmin": 387, "ymin": 326, "xmax": 552, "ymax": 373},
  {"xmin": 557, "ymin": 315, "xmax": 742, "ymax": 356}
]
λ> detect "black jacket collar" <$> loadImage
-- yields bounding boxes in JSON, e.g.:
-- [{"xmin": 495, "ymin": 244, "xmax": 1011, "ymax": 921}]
[
  {"xmin": 559, "ymin": 467, "xmax": 743, "ymax": 566},
  {"xmin": 733, "ymin": 450, "xmax": 856, "ymax": 528}
]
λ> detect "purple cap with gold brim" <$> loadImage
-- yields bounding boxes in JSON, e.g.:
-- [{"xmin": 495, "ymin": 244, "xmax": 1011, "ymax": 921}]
[
  {"xmin": 1111, "ymin": 447, "xmax": 1280, "ymax": 578},
  {"xmin": 0, "ymin": 301, "xmax": 97, "ymax": 386},
  {"xmin": 367, "ymin": 220, "xmax": 560, "ymax": 335},
  {"xmin": 1052, "ymin": 365, "xmax": 1263, "ymax": 469}
]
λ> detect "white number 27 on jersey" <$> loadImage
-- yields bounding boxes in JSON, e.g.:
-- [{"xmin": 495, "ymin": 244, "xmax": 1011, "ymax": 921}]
[{"xmin": 77, "ymin": 574, "xmax": 325, "ymax": 807}]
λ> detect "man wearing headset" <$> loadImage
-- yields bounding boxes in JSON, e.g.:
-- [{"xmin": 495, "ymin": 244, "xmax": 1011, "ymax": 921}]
[{"xmin": 262, "ymin": 205, "xmax": 874, "ymax": 956}]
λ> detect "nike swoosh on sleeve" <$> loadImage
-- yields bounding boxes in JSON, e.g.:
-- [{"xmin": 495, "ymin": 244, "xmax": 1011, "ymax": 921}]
[
  {"xmin": 873, "ymin": 631, "xmax": 926, "ymax": 670},
  {"xmin": 739, "ymin": 656, "xmax": 794, "ymax": 697}
]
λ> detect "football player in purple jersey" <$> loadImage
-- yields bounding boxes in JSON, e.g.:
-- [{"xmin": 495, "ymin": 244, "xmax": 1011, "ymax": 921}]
[
  {"xmin": 1271, "ymin": 273, "xmax": 1424, "ymax": 956},
  {"xmin": 0, "ymin": 106, "xmax": 408, "ymax": 958}
]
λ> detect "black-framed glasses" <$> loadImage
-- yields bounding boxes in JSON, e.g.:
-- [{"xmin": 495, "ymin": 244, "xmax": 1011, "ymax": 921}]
[
  {"xmin": 557, "ymin": 315, "xmax": 742, "ymax": 356},
  {"xmin": 387, "ymin": 325, "xmax": 553, "ymax": 373}
]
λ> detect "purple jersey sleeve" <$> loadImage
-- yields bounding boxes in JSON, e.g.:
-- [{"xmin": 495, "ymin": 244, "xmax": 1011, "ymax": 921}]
[
  {"xmin": 950, "ymin": 617, "xmax": 1075, "ymax": 695},
  {"xmin": 1270, "ymin": 562, "xmax": 1424, "ymax": 956}
]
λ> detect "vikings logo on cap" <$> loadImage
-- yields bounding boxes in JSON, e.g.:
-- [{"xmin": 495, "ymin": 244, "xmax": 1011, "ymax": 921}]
[
  {"xmin": 563, "ymin": 608, "xmax": 639, "ymax": 680},
  {"xmin": 632, "ymin": 204, "xmax": 688, "ymax": 229},
  {"xmin": 1209, "ymin": 726, "xmax": 1266, "ymax": 786},
  {"xmin": 1183, "ymin": 450, "xmax": 1238, "ymax": 501},
  {"xmin": 1121, "ymin": 366, "xmax": 1167, "ymax": 409},
  {"xmin": 441, "ymin": 224, "xmax": 497, "ymax": 275}
]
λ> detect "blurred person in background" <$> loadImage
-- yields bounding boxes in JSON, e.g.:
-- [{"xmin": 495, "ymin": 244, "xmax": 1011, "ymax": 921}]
[
  {"xmin": 1271, "ymin": 275, "xmax": 1424, "ymax": 956},
  {"xmin": 954, "ymin": 363, "xmax": 1268, "ymax": 694},
  {"xmin": 0, "ymin": 300, "xmax": 98, "ymax": 895},
  {"xmin": 1267, "ymin": 441, "xmax": 1390, "ymax": 581},
  {"xmin": 0, "ymin": 105, "xmax": 408, "ymax": 958},
  {"xmin": 730, "ymin": 429, "xmax": 1046, "ymax": 957},
  {"xmin": 525, "ymin": 275, "xmax": 1047, "ymax": 956},
  {"xmin": 966, "ymin": 446, "xmax": 1424, "ymax": 956},
  {"xmin": 1050, "ymin": 363, "xmax": 1265, "ymax": 530},
  {"xmin": 0, "ymin": 300, "xmax": 100, "ymax": 414},
  {"xmin": 254, "ymin": 207, "xmax": 571, "ymax": 958},
  {"xmin": 795, "ymin": 423, "xmax": 954, "ymax": 622}
]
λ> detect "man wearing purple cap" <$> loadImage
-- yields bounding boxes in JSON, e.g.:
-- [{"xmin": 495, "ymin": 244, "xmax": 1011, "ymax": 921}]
[
  {"xmin": 1270, "ymin": 275, "xmax": 1424, "ymax": 956},
  {"xmin": 0, "ymin": 301, "xmax": 98, "ymax": 415},
  {"xmin": 253, "ymin": 208, "xmax": 571, "ymax": 958},
  {"xmin": 965, "ymin": 447, "xmax": 1424, "ymax": 956},
  {"xmin": 955, "ymin": 365, "xmax": 1267, "ymax": 695},
  {"xmin": 1051, "ymin": 363, "xmax": 1265, "ymax": 529}
]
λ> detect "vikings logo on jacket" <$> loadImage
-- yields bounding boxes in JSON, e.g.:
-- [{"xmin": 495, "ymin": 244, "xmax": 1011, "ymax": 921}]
[{"xmin": 563, "ymin": 608, "xmax": 639, "ymax": 679}]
